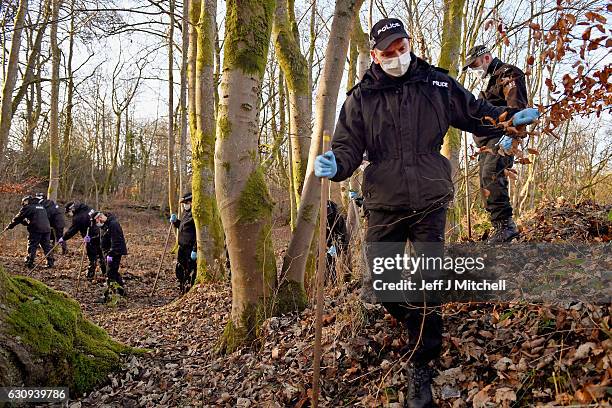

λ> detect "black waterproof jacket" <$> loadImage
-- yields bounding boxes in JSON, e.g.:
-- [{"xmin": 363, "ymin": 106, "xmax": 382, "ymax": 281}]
[
  {"xmin": 473, "ymin": 57, "xmax": 528, "ymax": 146},
  {"xmin": 100, "ymin": 214, "xmax": 128, "ymax": 257},
  {"xmin": 40, "ymin": 199, "xmax": 66, "ymax": 229},
  {"xmin": 172, "ymin": 209, "xmax": 196, "ymax": 250},
  {"xmin": 330, "ymin": 54, "xmax": 518, "ymax": 211},
  {"xmin": 63, "ymin": 203, "xmax": 100, "ymax": 240},
  {"xmin": 8, "ymin": 203, "xmax": 51, "ymax": 233}
]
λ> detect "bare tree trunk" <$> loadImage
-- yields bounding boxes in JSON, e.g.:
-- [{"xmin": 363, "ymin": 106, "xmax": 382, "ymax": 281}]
[
  {"xmin": 167, "ymin": 0, "xmax": 177, "ymax": 214},
  {"xmin": 190, "ymin": 0, "xmax": 225, "ymax": 282},
  {"xmin": 11, "ymin": 0, "xmax": 51, "ymax": 118},
  {"xmin": 47, "ymin": 0, "xmax": 62, "ymax": 201},
  {"xmin": 60, "ymin": 0, "xmax": 75, "ymax": 197},
  {"xmin": 0, "ymin": 0, "xmax": 28, "ymax": 165},
  {"xmin": 178, "ymin": 0, "xmax": 190, "ymax": 199},
  {"xmin": 277, "ymin": 0, "xmax": 364, "ymax": 313},
  {"xmin": 215, "ymin": 0, "xmax": 276, "ymax": 353}
]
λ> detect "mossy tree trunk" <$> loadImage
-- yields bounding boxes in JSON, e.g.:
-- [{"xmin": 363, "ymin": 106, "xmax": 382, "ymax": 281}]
[
  {"xmin": 188, "ymin": 0, "xmax": 226, "ymax": 282},
  {"xmin": 0, "ymin": 267, "xmax": 130, "ymax": 394},
  {"xmin": 272, "ymin": 0, "xmax": 311, "ymax": 208},
  {"xmin": 438, "ymin": 0, "xmax": 466, "ymax": 241},
  {"xmin": 277, "ymin": 0, "xmax": 364, "ymax": 314},
  {"xmin": 215, "ymin": 0, "xmax": 277, "ymax": 353},
  {"xmin": 47, "ymin": 0, "xmax": 62, "ymax": 201},
  {"xmin": 438, "ymin": 0, "xmax": 465, "ymax": 177}
]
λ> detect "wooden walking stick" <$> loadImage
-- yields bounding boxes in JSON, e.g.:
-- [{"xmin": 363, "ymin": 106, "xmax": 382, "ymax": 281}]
[
  {"xmin": 75, "ymin": 237, "xmax": 87, "ymax": 295},
  {"xmin": 150, "ymin": 223, "xmax": 173, "ymax": 297},
  {"xmin": 463, "ymin": 131, "xmax": 472, "ymax": 240},
  {"xmin": 312, "ymin": 130, "xmax": 331, "ymax": 407}
]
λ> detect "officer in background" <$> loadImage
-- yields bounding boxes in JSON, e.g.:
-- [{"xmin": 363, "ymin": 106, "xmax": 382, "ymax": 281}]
[
  {"xmin": 59, "ymin": 201, "xmax": 106, "ymax": 280},
  {"xmin": 463, "ymin": 45, "xmax": 528, "ymax": 243},
  {"xmin": 35, "ymin": 192, "xmax": 67, "ymax": 254},
  {"xmin": 4, "ymin": 195, "xmax": 54, "ymax": 268},
  {"xmin": 92, "ymin": 211, "xmax": 128, "ymax": 301},
  {"xmin": 169, "ymin": 192, "xmax": 197, "ymax": 294}
]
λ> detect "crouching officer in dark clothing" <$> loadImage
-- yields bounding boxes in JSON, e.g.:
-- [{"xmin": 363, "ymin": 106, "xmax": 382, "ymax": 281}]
[
  {"xmin": 35, "ymin": 192, "xmax": 67, "ymax": 254},
  {"xmin": 463, "ymin": 45, "xmax": 528, "ymax": 243},
  {"xmin": 92, "ymin": 211, "xmax": 127, "ymax": 301},
  {"xmin": 314, "ymin": 18, "xmax": 539, "ymax": 407},
  {"xmin": 169, "ymin": 192, "xmax": 197, "ymax": 294},
  {"xmin": 4, "ymin": 196, "xmax": 54, "ymax": 268},
  {"xmin": 59, "ymin": 201, "xmax": 106, "ymax": 280}
]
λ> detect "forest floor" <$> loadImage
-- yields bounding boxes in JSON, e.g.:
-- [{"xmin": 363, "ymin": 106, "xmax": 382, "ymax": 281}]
[{"xmin": 0, "ymin": 201, "xmax": 610, "ymax": 407}]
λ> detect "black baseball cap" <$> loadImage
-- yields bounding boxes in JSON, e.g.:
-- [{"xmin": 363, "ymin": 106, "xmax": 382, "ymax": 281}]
[
  {"xmin": 462, "ymin": 45, "xmax": 490, "ymax": 71},
  {"xmin": 369, "ymin": 18, "xmax": 410, "ymax": 51},
  {"xmin": 180, "ymin": 192, "xmax": 193, "ymax": 203}
]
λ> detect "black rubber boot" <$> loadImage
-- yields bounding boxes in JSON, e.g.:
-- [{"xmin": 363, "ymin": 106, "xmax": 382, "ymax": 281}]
[
  {"xmin": 406, "ymin": 364, "xmax": 437, "ymax": 408},
  {"xmin": 86, "ymin": 268, "xmax": 95, "ymax": 280},
  {"xmin": 487, "ymin": 217, "xmax": 519, "ymax": 243}
]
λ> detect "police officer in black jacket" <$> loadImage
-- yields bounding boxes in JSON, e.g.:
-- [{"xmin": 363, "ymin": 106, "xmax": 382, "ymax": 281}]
[
  {"xmin": 169, "ymin": 192, "xmax": 197, "ymax": 294},
  {"xmin": 59, "ymin": 201, "xmax": 106, "ymax": 279},
  {"xmin": 4, "ymin": 196, "xmax": 54, "ymax": 268},
  {"xmin": 92, "ymin": 211, "xmax": 127, "ymax": 301},
  {"xmin": 314, "ymin": 18, "xmax": 540, "ymax": 407},
  {"xmin": 463, "ymin": 45, "xmax": 528, "ymax": 243},
  {"xmin": 35, "ymin": 192, "xmax": 67, "ymax": 254}
]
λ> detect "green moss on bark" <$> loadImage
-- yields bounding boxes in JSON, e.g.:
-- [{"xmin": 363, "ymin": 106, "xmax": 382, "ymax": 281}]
[
  {"xmin": 237, "ymin": 167, "xmax": 274, "ymax": 224},
  {"xmin": 216, "ymin": 302, "xmax": 268, "ymax": 354},
  {"xmin": 217, "ymin": 116, "xmax": 232, "ymax": 141},
  {"xmin": 275, "ymin": 279, "xmax": 308, "ymax": 314},
  {"xmin": 224, "ymin": 0, "xmax": 275, "ymax": 76},
  {"xmin": 0, "ymin": 268, "xmax": 132, "ymax": 395}
]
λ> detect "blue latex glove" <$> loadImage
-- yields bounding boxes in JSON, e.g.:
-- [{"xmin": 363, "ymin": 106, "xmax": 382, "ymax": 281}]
[
  {"xmin": 496, "ymin": 135, "xmax": 514, "ymax": 151},
  {"xmin": 314, "ymin": 151, "xmax": 337, "ymax": 178},
  {"xmin": 170, "ymin": 214, "xmax": 178, "ymax": 223},
  {"xmin": 327, "ymin": 245, "xmax": 337, "ymax": 257},
  {"xmin": 349, "ymin": 191, "xmax": 358, "ymax": 199},
  {"xmin": 106, "ymin": 255, "xmax": 113, "ymax": 263},
  {"xmin": 83, "ymin": 235, "xmax": 91, "ymax": 243},
  {"xmin": 512, "ymin": 108, "xmax": 539, "ymax": 126},
  {"xmin": 191, "ymin": 250, "xmax": 197, "ymax": 261}
]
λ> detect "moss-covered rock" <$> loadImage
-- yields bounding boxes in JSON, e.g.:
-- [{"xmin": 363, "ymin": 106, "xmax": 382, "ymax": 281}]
[{"xmin": 0, "ymin": 266, "xmax": 132, "ymax": 395}]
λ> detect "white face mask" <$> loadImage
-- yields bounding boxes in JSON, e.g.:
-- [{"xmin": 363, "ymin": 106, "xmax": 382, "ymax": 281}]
[
  {"xmin": 96, "ymin": 222, "xmax": 104, "ymax": 227},
  {"xmin": 379, "ymin": 51, "xmax": 411, "ymax": 77},
  {"xmin": 183, "ymin": 203, "xmax": 191, "ymax": 211},
  {"xmin": 468, "ymin": 60, "xmax": 489, "ymax": 80}
]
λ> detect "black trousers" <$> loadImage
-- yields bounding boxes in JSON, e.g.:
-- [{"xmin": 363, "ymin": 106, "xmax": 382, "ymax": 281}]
[
  {"xmin": 478, "ymin": 138, "xmax": 514, "ymax": 222},
  {"xmin": 106, "ymin": 254, "xmax": 124, "ymax": 287},
  {"xmin": 365, "ymin": 206, "xmax": 446, "ymax": 365},
  {"xmin": 176, "ymin": 245, "xmax": 196, "ymax": 287},
  {"xmin": 26, "ymin": 231, "xmax": 54, "ymax": 265},
  {"xmin": 86, "ymin": 238, "xmax": 107, "ymax": 276}
]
